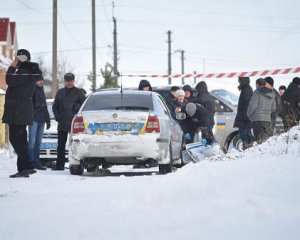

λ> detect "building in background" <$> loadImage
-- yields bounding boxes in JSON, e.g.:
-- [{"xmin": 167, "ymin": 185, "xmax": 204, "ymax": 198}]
[{"xmin": 0, "ymin": 18, "xmax": 18, "ymax": 146}]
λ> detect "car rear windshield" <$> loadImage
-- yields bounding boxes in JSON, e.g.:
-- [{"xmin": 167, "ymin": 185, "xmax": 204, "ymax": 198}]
[{"xmin": 83, "ymin": 93, "xmax": 154, "ymax": 111}]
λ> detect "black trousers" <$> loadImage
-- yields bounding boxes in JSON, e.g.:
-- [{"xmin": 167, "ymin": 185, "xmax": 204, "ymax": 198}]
[
  {"xmin": 253, "ymin": 121, "xmax": 271, "ymax": 144},
  {"xmin": 9, "ymin": 124, "xmax": 33, "ymax": 172},
  {"xmin": 56, "ymin": 131, "xmax": 68, "ymax": 168}
]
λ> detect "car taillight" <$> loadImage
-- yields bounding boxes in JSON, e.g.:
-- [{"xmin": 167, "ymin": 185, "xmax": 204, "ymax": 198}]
[
  {"xmin": 145, "ymin": 116, "xmax": 160, "ymax": 133},
  {"xmin": 72, "ymin": 116, "xmax": 85, "ymax": 134}
]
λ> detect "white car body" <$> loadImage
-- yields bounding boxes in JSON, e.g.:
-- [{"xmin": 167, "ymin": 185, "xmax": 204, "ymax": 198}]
[{"xmin": 68, "ymin": 90, "xmax": 184, "ymax": 175}]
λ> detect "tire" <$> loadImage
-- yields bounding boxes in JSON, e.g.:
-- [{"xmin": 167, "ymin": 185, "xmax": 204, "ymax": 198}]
[
  {"xmin": 230, "ymin": 134, "xmax": 243, "ymax": 152},
  {"xmin": 159, "ymin": 144, "xmax": 173, "ymax": 174},
  {"xmin": 69, "ymin": 161, "xmax": 84, "ymax": 175}
]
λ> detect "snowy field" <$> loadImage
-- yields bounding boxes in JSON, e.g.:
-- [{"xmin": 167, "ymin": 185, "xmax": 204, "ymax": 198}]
[{"xmin": 0, "ymin": 126, "xmax": 300, "ymax": 240}]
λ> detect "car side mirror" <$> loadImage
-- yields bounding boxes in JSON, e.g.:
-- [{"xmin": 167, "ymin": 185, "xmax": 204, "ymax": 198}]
[{"xmin": 176, "ymin": 112, "xmax": 186, "ymax": 120}]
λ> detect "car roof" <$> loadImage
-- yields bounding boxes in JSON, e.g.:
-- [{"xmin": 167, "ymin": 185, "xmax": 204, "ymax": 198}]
[{"xmin": 91, "ymin": 89, "xmax": 156, "ymax": 96}]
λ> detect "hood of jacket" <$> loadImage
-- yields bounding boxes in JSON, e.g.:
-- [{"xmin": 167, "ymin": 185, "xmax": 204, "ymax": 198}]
[
  {"xmin": 258, "ymin": 86, "xmax": 274, "ymax": 99},
  {"xmin": 238, "ymin": 77, "xmax": 250, "ymax": 90},
  {"xmin": 138, "ymin": 79, "xmax": 152, "ymax": 91},
  {"xmin": 195, "ymin": 81, "xmax": 208, "ymax": 94}
]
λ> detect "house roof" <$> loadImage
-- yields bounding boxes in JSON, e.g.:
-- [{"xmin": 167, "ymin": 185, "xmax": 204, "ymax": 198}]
[
  {"xmin": 0, "ymin": 18, "xmax": 10, "ymax": 42},
  {"xmin": 10, "ymin": 22, "xmax": 16, "ymax": 45}
]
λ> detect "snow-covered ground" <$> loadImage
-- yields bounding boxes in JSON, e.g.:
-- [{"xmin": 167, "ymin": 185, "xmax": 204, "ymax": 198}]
[{"xmin": 0, "ymin": 126, "xmax": 300, "ymax": 240}]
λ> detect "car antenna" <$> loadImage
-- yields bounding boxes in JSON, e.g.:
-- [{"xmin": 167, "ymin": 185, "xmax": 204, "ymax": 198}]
[{"xmin": 119, "ymin": 72, "xmax": 123, "ymax": 99}]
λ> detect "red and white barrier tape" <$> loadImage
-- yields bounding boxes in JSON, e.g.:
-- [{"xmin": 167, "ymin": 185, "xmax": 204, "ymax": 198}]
[
  {"xmin": 3, "ymin": 66, "xmax": 300, "ymax": 78},
  {"xmin": 122, "ymin": 67, "xmax": 300, "ymax": 78}
]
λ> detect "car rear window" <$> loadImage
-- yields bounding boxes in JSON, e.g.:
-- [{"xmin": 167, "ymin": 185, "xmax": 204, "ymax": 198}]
[{"xmin": 83, "ymin": 93, "xmax": 154, "ymax": 111}]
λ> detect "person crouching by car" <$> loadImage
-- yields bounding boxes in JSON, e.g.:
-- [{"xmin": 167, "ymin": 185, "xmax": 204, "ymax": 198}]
[
  {"xmin": 52, "ymin": 73, "xmax": 86, "ymax": 170},
  {"xmin": 181, "ymin": 102, "xmax": 215, "ymax": 145},
  {"xmin": 28, "ymin": 75, "xmax": 51, "ymax": 170}
]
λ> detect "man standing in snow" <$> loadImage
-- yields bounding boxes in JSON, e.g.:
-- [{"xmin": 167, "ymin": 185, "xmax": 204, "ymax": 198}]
[
  {"xmin": 233, "ymin": 77, "xmax": 253, "ymax": 150},
  {"xmin": 2, "ymin": 49, "xmax": 42, "ymax": 178},
  {"xmin": 281, "ymin": 77, "xmax": 300, "ymax": 131},
  {"xmin": 28, "ymin": 75, "xmax": 51, "ymax": 170},
  {"xmin": 247, "ymin": 78, "xmax": 276, "ymax": 144},
  {"xmin": 52, "ymin": 73, "xmax": 86, "ymax": 170},
  {"xmin": 264, "ymin": 76, "xmax": 282, "ymax": 135}
]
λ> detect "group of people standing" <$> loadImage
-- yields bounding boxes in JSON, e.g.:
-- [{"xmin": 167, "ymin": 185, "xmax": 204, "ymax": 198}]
[
  {"xmin": 234, "ymin": 76, "xmax": 300, "ymax": 150},
  {"xmin": 139, "ymin": 79, "xmax": 216, "ymax": 146},
  {"xmin": 2, "ymin": 49, "xmax": 85, "ymax": 178}
]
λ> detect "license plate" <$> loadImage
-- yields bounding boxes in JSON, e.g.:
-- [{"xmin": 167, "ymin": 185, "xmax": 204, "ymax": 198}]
[
  {"xmin": 98, "ymin": 123, "xmax": 132, "ymax": 131},
  {"xmin": 40, "ymin": 142, "xmax": 58, "ymax": 149}
]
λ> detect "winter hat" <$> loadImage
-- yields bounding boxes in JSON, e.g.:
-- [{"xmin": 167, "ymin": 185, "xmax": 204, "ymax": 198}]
[
  {"xmin": 185, "ymin": 102, "xmax": 197, "ymax": 117},
  {"xmin": 16, "ymin": 49, "xmax": 31, "ymax": 62},
  {"xmin": 176, "ymin": 89, "xmax": 185, "ymax": 97},
  {"xmin": 195, "ymin": 81, "xmax": 208, "ymax": 93},
  {"xmin": 265, "ymin": 77, "xmax": 274, "ymax": 86},
  {"xmin": 138, "ymin": 79, "xmax": 152, "ymax": 91},
  {"xmin": 292, "ymin": 77, "xmax": 300, "ymax": 86},
  {"xmin": 64, "ymin": 73, "xmax": 75, "ymax": 81},
  {"xmin": 183, "ymin": 84, "xmax": 193, "ymax": 93}
]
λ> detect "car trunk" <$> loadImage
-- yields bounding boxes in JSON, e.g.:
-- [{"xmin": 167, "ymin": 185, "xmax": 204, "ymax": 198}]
[{"xmin": 82, "ymin": 110, "xmax": 150, "ymax": 135}]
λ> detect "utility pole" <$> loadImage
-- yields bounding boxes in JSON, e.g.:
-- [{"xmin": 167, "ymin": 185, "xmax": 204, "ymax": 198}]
[
  {"xmin": 113, "ymin": 2, "xmax": 118, "ymax": 85},
  {"xmin": 91, "ymin": 0, "xmax": 96, "ymax": 91},
  {"xmin": 167, "ymin": 30, "xmax": 172, "ymax": 85},
  {"xmin": 52, "ymin": 0, "xmax": 58, "ymax": 98},
  {"xmin": 180, "ymin": 50, "xmax": 185, "ymax": 85},
  {"xmin": 193, "ymin": 71, "xmax": 197, "ymax": 84}
]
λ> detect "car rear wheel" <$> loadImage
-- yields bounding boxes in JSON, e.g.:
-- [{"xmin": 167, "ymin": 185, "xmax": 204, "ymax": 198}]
[
  {"xmin": 159, "ymin": 144, "xmax": 172, "ymax": 174},
  {"xmin": 69, "ymin": 161, "xmax": 84, "ymax": 175}
]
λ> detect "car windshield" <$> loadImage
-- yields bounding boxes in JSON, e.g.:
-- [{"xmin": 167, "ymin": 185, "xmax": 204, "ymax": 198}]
[
  {"xmin": 212, "ymin": 90, "xmax": 238, "ymax": 107},
  {"xmin": 47, "ymin": 101, "xmax": 55, "ymax": 120},
  {"xmin": 83, "ymin": 93, "xmax": 154, "ymax": 111}
]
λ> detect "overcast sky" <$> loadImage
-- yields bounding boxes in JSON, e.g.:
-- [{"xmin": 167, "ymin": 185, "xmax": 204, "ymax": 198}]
[{"xmin": 1, "ymin": 0, "xmax": 300, "ymax": 92}]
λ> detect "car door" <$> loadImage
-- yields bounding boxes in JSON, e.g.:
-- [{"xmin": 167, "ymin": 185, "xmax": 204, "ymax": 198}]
[{"xmin": 156, "ymin": 94, "xmax": 182, "ymax": 160}]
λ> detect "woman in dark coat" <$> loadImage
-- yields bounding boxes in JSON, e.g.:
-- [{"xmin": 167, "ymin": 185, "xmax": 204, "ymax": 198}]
[{"xmin": 234, "ymin": 77, "xmax": 254, "ymax": 150}]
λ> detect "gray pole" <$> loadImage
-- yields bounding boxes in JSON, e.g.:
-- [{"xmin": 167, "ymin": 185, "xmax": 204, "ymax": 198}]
[
  {"xmin": 92, "ymin": 0, "xmax": 96, "ymax": 91},
  {"xmin": 52, "ymin": 0, "xmax": 58, "ymax": 98},
  {"xmin": 181, "ymin": 50, "xmax": 185, "ymax": 85},
  {"xmin": 113, "ymin": 17, "xmax": 118, "ymax": 85},
  {"xmin": 193, "ymin": 71, "xmax": 197, "ymax": 84},
  {"xmin": 167, "ymin": 30, "xmax": 172, "ymax": 85}
]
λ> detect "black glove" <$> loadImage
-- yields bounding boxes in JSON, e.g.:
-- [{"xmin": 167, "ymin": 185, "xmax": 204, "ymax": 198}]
[{"xmin": 46, "ymin": 122, "xmax": 51, "ymax": 130}]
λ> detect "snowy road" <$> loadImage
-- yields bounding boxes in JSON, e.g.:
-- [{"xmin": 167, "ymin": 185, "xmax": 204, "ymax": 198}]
[{"xmin": 0, "ymin": 127, "xmax": 300, "ymax": 240}]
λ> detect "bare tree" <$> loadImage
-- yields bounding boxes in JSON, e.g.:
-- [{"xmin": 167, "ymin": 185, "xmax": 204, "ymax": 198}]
[{"xmin": 100, "ymin": 63, "xmax": 119, "ymax": 89}]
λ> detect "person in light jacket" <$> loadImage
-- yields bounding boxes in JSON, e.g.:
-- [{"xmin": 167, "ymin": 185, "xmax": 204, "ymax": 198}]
[{"xmin": 247, "ymin": 78, "xmax": 276, "ymax": 144}]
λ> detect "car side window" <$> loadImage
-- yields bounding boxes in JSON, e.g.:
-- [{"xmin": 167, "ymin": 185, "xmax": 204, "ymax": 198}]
[
  {"xmin": 157, "ymin": 95, "xmax": 171, "ymax": 116},
  {"xmin": 213, "ymin": 97, "xmax": 233, "ymax": 112}
]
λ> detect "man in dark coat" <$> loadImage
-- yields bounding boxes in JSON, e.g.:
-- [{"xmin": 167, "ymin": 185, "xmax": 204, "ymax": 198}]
[
  {"xmin": 281, "ymin": 77, "xmax": 300, "ymax": 131},
  {"xmin": 194, "ymin": 81, "xmax": 216, "ymax": 129},
  {"xmin": 181, "ymin": 102, "xmax": 215, "ymax": 145},
  {"xmin": 138, "ymin": 79, "xmax": 152, "ymax": 91},
  {"xmin": 233, "ymin": 77, "xmax": 253, "ymax": 150},
  {"xmin": 2, "ymin": 49, "xmax": 41, "ymax": 178},
  {"xmin": 52, "ymin": 73, "xmax": 86, "ymax": 170},
  {"xmin": 264, "ymin": 76, "xmax": 282, "ymax": 135},
  {"xmin": 28, "ymin": 75, "xmax": 51, "ymax": 170},
  {"xmin": 164, "ymin": 86, "xmax": 179, "ymax": 111}
]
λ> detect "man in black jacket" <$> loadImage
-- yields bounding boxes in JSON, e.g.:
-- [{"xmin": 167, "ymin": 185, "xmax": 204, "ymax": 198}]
[
  {"xmin": 52, "ymin": 73, "xmax": 86, "ymax": 170},
  {"xmin": 281, "ymin": 77, "xmax": 300, "ymax": 131},
  {"xmin": 28, "ymin": 75, "xmax": 51, "ymax": 170},
  {"xmin": 264, "ymin": 77, "xmax": 282, "ymax": 135},
  {"xmin": 2, "ymin": 49, "xmax": 41, "ymax": 178},
  {"xmin": 233, "ymin": 77, "xmax": 253, "ymax": 150},
  {"xmin": 194, "ymin": 81, "xmax": 216, "ymax": 130}
]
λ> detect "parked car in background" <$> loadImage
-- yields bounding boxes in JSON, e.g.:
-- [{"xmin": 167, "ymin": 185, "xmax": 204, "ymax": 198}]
[
  {"xmin": 152, "ymin": 86, "xmax": 283, "ymax": 152},
  {"xmin": 68, "ymin": 90, "xmax": 184, "ymax": 175},
  {"xmin": 40, "ymin": 99, "xmax": 68, "ymax": 165}
]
